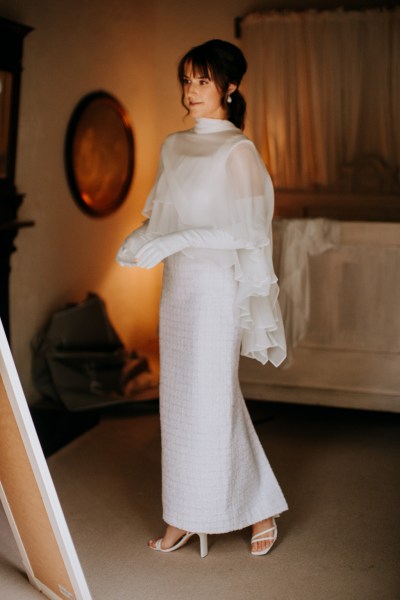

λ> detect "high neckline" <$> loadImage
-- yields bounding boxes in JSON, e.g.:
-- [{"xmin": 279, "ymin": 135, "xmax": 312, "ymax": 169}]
[{"xmin": 193, "ymin": 118, "xmax": 238, "ymax": 134}]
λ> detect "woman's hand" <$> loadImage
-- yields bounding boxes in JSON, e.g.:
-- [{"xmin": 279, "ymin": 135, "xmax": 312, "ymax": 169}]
[
  {"xmin": 116, "ymin": 222, "xmax": 153, "ymax": 267},
  {"xmin": 134, "ymin": 233, "xmax": 186, "ymax": 269}
]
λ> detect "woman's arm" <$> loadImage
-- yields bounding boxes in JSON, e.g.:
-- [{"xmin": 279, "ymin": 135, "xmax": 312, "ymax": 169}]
[{"xmin": 134, "ymin": 228, "xmax": 250, "ymax": 269}]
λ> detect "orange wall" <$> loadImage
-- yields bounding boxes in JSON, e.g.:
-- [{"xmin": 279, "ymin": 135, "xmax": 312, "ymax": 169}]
[
  {"xmin": 2, "ymin": 0, "xmax": 375, "ymax": 398},
  {"xmin": 1, "ymin": 0, "xmax": 252, "ymax": 398}
]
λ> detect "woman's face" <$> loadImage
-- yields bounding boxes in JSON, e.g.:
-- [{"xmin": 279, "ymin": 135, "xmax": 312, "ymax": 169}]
[{"xmin": 182, "ymin": 62, "xmax": 226, "ymax": 120}]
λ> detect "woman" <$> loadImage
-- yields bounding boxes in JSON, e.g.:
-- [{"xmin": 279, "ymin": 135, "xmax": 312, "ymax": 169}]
[{"xmin": 117, "ymin": 39, "xmax": 288, "ymax": 558}]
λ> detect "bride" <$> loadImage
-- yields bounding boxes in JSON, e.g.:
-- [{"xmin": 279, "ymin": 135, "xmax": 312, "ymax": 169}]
[{"xmin": 117, "ymin": 38, "xmax": 288, "ymax": 558}]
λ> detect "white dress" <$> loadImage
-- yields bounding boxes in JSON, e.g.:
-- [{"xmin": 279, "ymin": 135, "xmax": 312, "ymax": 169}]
[{"xmin": 143, "ymin": 118, "xmax": 288, "ymax": 534}]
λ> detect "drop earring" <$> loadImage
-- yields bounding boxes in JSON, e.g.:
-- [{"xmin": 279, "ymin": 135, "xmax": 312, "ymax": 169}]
[{"xmin": 227, "ymin": 95, "xmax": 232, "ymax": 104}]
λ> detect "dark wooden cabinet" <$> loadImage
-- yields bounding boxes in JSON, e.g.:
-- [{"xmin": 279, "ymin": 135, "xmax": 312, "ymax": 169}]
[{"xmin": 0, "ymin": 17, "xmax": 33, "ymax": 341}]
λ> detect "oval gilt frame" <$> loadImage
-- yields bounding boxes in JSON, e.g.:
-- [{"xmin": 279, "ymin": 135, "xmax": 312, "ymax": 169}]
[{"xmin": 65, "ymin": 91, "xmax": 134, "ymax": 217}]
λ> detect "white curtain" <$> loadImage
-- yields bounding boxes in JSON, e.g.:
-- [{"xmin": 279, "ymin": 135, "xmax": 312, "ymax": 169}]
[{"xmin": 241, "ymin": 8, "xmax": 400, "ymax": 189}]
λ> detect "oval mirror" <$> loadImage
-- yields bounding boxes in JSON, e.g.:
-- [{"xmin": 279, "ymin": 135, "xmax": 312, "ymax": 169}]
[{"xmin": 65, "ymin": 91, "xmax": 134, "ymax": 217}]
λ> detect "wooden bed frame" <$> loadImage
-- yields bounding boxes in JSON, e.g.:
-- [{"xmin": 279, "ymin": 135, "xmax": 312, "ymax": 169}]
[{"xmin": 275, "ymin": 155, "xmax": 400, "ymax": 222}]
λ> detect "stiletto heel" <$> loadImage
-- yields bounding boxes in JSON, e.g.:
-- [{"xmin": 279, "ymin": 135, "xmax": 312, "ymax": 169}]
[
  {"xmin": 149, "ymin": 531, "xmax": 208, "ymax": 557},
  {"xmin": 251, "ymin": 517, "xmax": 277, "ymax": 556},
  {"xmin": 198, "ymin": 532, "xmax": 208, "ymax": 558}
]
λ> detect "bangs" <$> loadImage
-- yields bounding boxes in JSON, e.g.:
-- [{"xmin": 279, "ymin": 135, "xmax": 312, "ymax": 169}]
[
  {"xmin": 178, "ymin": 49, "xmax": 216, "ymax": 82},
  {"xmin": 191, "ymin": 60, "xmax": 213, "ymax": 79}
]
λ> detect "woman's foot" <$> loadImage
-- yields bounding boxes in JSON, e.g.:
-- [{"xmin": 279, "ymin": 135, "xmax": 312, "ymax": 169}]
[
  {"xmin": 251, "ymin": 517, "xmax": 277, "ymax": 555},
  {"xmin": 148, "ymin": 527, "xmax": 209, "ymax": 557},
  {"xmin": 148, "ymin": 525, "xmax": 187, "ymax": 550}
]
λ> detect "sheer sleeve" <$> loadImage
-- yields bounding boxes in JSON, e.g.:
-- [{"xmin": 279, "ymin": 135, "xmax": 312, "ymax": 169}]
[
  {"xmin": 224, "ymin": 141, "xmax": 287, "ymax": 367},
  {"xmin": 141, "ymin": 141, "xmax": 189, "ymax": 235},
  {"xmin": 224, "ymin": 140, "xmax": 273, "ymax": 246}
]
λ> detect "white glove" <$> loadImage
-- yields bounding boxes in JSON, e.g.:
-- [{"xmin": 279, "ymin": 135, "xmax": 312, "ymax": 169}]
[
  {"xmin": 116, "ymin": 221, "xmax": 154, "ymax": 267},
  {"xmin": 134, "ymin": 228, "xmax": 249, "ymax": 269}
]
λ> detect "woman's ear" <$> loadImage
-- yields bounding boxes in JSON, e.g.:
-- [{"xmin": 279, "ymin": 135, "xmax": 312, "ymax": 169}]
[{"xmin": 227, "ymin": 83, "xmax": 238, "ymax": 95}]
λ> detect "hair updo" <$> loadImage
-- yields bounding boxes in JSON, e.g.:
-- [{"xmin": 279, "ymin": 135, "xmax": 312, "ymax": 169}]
[{"xmin": 177, "ymin": 39, "xmax": 248, "ymax": 130}]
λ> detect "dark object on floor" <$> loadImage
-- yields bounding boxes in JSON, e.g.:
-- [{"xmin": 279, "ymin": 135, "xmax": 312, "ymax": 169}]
[
  {"xmin": 31, "ymin": 292, "xmax": 153, "ymax": 411},
  {"xmin": 30, "ymin": 400, "xmax": 100, "ymax": 456}
]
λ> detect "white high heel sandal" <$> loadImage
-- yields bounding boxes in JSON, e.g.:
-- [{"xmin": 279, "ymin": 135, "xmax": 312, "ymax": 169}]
[
  {"xmin": 150, "ymin": 532, "xmax": 208, "ymax": 558},
  {"xmin": 251, "ymin": 517, "xmax": 277, "ymax": 556}
]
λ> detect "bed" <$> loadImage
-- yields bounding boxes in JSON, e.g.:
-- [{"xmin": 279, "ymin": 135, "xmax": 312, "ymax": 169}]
[{"xmin": 239, "ymin": 156, "xmax": 400, "ymax": 412}]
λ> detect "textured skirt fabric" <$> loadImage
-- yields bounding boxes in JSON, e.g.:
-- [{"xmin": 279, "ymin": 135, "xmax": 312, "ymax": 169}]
[{"xmin": 159, "ymin": 253, "xmax": 288, "ymax": 534}]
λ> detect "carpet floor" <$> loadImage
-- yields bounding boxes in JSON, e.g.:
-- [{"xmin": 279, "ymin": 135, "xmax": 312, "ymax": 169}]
[{"xmin": 0, "ymin": 401, "xmax": 399, "ymax": 600}]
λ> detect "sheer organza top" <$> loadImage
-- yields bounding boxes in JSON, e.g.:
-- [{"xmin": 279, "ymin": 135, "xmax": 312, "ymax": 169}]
[{"xmin": 143, "ymin": 118, "xmax": 286, "ymax": 366}]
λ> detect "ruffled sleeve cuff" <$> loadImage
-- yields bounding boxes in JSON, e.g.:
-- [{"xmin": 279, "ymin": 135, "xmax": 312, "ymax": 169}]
[{"xmin": 233, "ymin": 245, "xmax": 287, "ymax": 366}]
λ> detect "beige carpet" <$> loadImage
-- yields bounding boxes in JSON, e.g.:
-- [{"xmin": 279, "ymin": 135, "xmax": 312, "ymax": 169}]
[{"xmin": 0, "ymin": 401, "xmax": 399, "ymax": 600}]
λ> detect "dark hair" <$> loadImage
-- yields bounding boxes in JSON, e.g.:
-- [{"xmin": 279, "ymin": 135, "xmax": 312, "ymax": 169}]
[{"xmin": 177, "ymin": 39, "xmax": 247, "ymax": 130}]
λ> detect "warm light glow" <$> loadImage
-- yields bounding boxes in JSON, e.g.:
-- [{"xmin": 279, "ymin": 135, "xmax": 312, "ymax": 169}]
[{"xmin": 96, "ymin": 259, "xmax": 162, "ymax": 349}]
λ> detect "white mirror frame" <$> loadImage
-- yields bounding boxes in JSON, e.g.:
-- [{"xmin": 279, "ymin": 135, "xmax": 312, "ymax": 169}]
[{"xmin": 0, "ymin": 318, "xmax": 92, "ymax": 600}]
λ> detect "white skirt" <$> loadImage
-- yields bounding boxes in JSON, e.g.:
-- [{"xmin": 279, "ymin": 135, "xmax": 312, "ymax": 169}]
[{"xmin": 159, "ymin": 252, "xmax": 288, "ymax": 534}]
